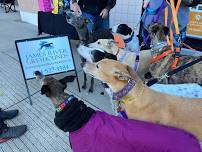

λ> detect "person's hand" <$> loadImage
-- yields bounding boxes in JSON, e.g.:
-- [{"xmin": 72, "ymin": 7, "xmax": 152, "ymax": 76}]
[
  {"xmin": 143, "ymin": 0, "xmax": 150, "ymax": 9},
  {"xmin": 70, "ymin": 2, "xmax": 81, "ymax": 16},
  {"xmin": 100, "ymin": 8, "xmax": 109, "ymax": 19}
]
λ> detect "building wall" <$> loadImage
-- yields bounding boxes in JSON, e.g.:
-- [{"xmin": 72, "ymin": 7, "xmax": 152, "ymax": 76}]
[{"xmin": 110, "ymin": 0, "xmax": 143, "ymax": 34}]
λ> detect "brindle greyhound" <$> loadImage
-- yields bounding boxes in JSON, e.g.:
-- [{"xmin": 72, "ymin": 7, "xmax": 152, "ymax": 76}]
[{"xmin": 34, "ymin": 71, "xmax": 201, "ymax": 152}]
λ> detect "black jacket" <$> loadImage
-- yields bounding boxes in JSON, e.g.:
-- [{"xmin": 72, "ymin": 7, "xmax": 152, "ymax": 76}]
[{"xmin": 72, "ymin": 0, "xmax": 116, "ymax": 16}]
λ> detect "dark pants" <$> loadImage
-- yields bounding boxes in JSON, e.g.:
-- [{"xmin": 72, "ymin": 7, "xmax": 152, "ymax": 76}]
[
  {"xmin": 82, "ymin": 12, "xmax": 109, "ymax": 33},
  {"xmin": 0, "ymin": 110, "xmax": 6, "ymax": 134}
]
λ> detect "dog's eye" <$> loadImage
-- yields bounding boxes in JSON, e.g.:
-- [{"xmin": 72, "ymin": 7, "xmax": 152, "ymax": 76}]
[
  {"xmin": 97, "ymin": 42, "xmax": 101, "ymax": 45},
  {"xmin": 96, "ymin": 64, "xmax": 100, "ymax": 69}
]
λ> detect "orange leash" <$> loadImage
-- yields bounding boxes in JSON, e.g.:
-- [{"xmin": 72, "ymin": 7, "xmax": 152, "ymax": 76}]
[
  {"xmin": 150, "ymin": 49, "xmax": 173, "ymax": 63},
  {"xmin": 170, "ymin": 0, "xmax": 182, "ymax": 69},
  {"xmin": 113, "ymin": 34, "xmax": 125, "ymax": 49}
]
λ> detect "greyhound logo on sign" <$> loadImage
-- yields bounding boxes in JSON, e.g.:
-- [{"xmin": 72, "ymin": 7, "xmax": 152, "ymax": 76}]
[{"xmin": 38, "ymin": 41, "xmax": 54, "ymax": 51}]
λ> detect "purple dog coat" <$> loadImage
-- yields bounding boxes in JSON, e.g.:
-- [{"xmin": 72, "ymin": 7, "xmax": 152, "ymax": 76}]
[
  {"xmin": 54, "ymin": 97, "xmax": 201, "ymax": 152},
  {"xmin": 70, "ymin": 112, "xmax": 201, "ymax": 152}
]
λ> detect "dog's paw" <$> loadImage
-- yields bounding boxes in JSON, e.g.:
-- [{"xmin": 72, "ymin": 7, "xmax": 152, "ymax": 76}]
[
  {"xmin": 88, "ymin": 88, "xmax": 93, "ymax": 93},
  {"xmin": 100, "ymin": 92, "xmax": 104, "ymax": 95},
  {"xmin": 82, "ymin": 85, "xmax": 87, "ymax": 89}
]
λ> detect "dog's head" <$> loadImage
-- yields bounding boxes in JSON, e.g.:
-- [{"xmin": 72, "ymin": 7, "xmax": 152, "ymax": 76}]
[
  {"xmin": 148, "ymin": 23, "xmax": 169, "ymax": 44},
  {"xmin": 66, "ymin": 14, "xmax": 90, "ymax": 29},
  {"xmin": 34, "ymin": 71, "xmax": 76, "ymax": 98},
  {"xmin": 83, "ymin": 59, "xmax": 141, "ymax": 89},
  {"xmin": 111, "ymin": 24, "xmax": 133, "ymax": 40},
  {"xmin": 88, "ymin": 39, "xmax": 118, "ymax": 54},
  {"xmin": 78, "ymin": 44, "xmax": 117, "ymax": 63},
  {"xmin": 148, "ymin": 23, "xmax": 170, "ymax": 54}
]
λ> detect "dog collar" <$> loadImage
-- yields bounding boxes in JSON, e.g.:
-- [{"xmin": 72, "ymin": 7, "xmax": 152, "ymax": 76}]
[
  {"xmin": 56, "ymin": 95, "xmax": 76, "ymax": 113},
  {"xmin": 112, "ymin": 79, "xmax": 136, "ymax": 101},
  {"xmin": 124, "ymin": 32, "xmax": 134, "ymax": 43},
  {"xmin": 115, "ymin": 48, "xmax": 120, "ymax": 56}
]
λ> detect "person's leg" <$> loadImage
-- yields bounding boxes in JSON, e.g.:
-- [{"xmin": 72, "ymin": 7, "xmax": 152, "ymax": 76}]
[
  {"xmin": 0, "ymin": 109, "xmax": 27, "ymax": 143},
  {"xmin": 96, "ymin": 15, "xmax": 110, "ymax": 29},
  {"xmin": 100, "ymin": 15, "xmax": 110, "ymax": 29}
]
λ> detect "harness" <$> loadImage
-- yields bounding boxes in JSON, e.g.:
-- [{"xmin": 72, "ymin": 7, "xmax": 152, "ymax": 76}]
[
  {"xmin": 147, "ymin": 56, "xmax": 202, "ymax": 86},
  {"xmin": 55, "ymin": 95, "xmax": 75, "ymax": 112},
  {"xmin": 142, "ymin": 0, "xmax": 199, "ymax": 70},
  {"xmin": 111, "ymin": 79, "xmax": 136, "ymax": 119}
]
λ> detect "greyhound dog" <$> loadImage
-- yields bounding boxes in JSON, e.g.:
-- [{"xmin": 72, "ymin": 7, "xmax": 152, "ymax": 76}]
[
  {"xmin": 111, "ymin": 24, "xmax": 140, "ymax": 52},
  {"xmin": 83, "ymin": 59, "xmax": 202, "ymax": 142},
  {"xmin": 66, "ymin": 14, "xmax": 113, "ymax": 93},
  {"xmin": 79, "ymin": 39, "xmax": 153, "ymax": 80},
  {"xmin": 34, "ymin": 71, "xmax": 201, "ymax": 152}
]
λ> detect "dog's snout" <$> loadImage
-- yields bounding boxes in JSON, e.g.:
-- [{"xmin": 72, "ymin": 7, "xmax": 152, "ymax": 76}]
[{"xmin": 84, "ymin": 43, "xmax": 89, "ymax": 47}]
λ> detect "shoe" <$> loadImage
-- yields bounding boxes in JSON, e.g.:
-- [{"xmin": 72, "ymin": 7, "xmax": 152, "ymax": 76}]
[
  {"xmin": 0, "ymin": 125, "xmax": 27, "ymax": 143},
  {"xmin": 0, "ymin": 109, "xmax": 19, "ymax": 120}
]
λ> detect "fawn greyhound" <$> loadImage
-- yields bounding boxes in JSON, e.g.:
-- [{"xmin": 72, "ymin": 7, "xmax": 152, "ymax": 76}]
[
  {"xmin": 34, "ymin": 71, "xmax": 201, "ymax": 152},
  {"xmin": 83, "ymin": 59, "xmax": 202, "ymax": 142}
]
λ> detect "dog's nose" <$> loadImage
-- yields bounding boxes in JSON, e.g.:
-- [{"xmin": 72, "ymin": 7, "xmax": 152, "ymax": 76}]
[
  {"xmin": 80, "ymin": 62, "xmax": 86, "ymax": 68},
  {"xmin": 34, "ymin": 71, "xmax": 42, "ymax": 76}
]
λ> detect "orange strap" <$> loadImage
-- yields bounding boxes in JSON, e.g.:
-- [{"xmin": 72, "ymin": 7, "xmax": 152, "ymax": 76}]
[
  {"xmin": 164, "ymin": 6, "xmax": 171, "ymax": 46},
  {"xmin": 113, "ymin": 34, "xmax": 125, "ymax": 49},
  {"xmin": 182, "ymin": 43, "xmax": 196, "ymax": 51},
  {"xmin": 170, "ymin": 0, "xmax": 182, "ymax": 69},
  {"xmin": 150, "ymin": 49, "xmax": 173, "ymax": 63},
  {"xmin": 171, "ymin": 47, "xmax": 180, "ymax": 69},
  {"xmin": 170, "ymin": 0, "xmax": 181, "ymax": 35}
]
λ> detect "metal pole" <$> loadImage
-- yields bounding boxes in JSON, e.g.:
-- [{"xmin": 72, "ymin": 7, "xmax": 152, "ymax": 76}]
[{"xmin": 24, "ymin": 80, "xmax": 33, "ymax": 105}]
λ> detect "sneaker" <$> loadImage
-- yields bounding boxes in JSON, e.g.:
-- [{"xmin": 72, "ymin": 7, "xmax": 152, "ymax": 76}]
[
  {"xmin": 0, "ymin": 125, "xmax": 27, "ymax": 143},
  {"xmin": 0, "ymin": 109, "xmax": 19, "ymax": 120}
]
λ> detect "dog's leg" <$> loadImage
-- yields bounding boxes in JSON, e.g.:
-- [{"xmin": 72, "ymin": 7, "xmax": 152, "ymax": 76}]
[
  {"xmin": 81, "ymin": 57, "xmax": 87, "ymax": 89},
  {"xmin": 88, "ymin": 77, "xmax": 94, "ymax": 93},
  {"xmin": 82, "ymin": 72, "xmax": 87, "ymax": 89}
]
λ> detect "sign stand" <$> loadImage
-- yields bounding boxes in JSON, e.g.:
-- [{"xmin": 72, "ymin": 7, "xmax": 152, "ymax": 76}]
[
  {"xmin": 24, "ymin": 79, "xmax": 33, "ymax": 105},
  {"xmin": 15, "ymin": 35, "xmax": 81, "ymax": 105}
]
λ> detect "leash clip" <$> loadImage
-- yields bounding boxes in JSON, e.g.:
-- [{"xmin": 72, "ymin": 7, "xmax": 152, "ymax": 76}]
[{"xmin": 159, "ymin": 72, "xmax": 169, "ymax": 80}]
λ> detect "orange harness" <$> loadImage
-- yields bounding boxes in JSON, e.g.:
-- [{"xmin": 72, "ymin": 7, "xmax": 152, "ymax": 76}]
[{"xmin": 150, "ymin": 0, "xmax": 183, "ymax": 69}]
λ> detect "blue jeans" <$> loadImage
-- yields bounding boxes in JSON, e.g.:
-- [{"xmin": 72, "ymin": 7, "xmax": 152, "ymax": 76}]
[
  {"xmin": 173, "ymin": 27, "xmax": 187, "ymax": 47},
  {"xmin": 82, "ymin": 12, "xmax": 109, "ymax": 32}
]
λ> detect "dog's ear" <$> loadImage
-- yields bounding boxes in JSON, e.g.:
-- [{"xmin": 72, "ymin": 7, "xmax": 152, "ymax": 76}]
[
  {"xmin": 59, "ymin": 75, "xmax": 76, "ymax": 84},
  {"xmin": 41, "ymin": 85, "xmax": 51, "ymax": 97},
  {"xmin": 126, "ymin": 65, "xmax": 141, "ymax": 82},
  {"xmin": 104, "ymin": 51, "xmax": 117, "ymax": 60},
  {"xmin": 163, "ymin": 26, "xmax": 169, "ymax": 36},
  {"xmin": 113, "ymin": 70, "xmax": 132, "ymax": 81}
]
